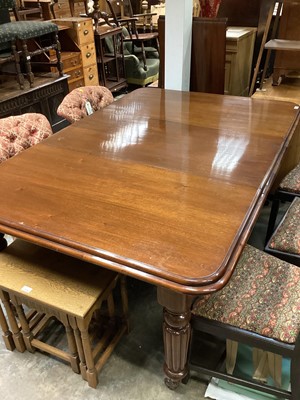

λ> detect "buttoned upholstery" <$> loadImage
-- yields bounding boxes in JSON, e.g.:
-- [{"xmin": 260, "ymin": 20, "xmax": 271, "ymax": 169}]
[
  {"xmin": 57, "ymin": 86, "xmax": 114, "ymax": 124},
  {"xmin": 0, "ymin": 113, "xmax": 53, "ymax": 163}
]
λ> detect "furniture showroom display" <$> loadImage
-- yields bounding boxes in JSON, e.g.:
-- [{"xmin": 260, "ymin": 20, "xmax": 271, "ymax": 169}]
[{"xmin": 0, "ymin": 88, "xmax": 298, "ymax": 389}]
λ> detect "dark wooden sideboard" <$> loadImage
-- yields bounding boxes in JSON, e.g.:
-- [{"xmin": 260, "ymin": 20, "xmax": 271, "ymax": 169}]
[{"xmin": 0, "ymin": 75, "xmax": 69, "ymax": 132}]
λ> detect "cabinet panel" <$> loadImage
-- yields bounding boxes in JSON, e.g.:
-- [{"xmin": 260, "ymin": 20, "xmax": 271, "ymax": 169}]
[{"xmin": 225, "ymin": 27, "xmax": 257, "ymax": 96}]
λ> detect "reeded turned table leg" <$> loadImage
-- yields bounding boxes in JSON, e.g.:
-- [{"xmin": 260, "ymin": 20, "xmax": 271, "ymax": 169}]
[{"xmin": 157, "ymin": 287, "xmax": 194, "ymax": 389}]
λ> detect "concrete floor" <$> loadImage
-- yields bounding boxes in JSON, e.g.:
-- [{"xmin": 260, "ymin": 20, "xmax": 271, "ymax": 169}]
[{"xmin": 0, "ymin": 202, "xmax": 278, "ymax": 400}]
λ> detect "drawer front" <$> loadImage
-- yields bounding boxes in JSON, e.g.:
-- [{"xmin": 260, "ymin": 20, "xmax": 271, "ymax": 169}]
[
  {"xmin": 83, "ymin": 64, "xmax": 99, "ymax": 86},
  {"xmin": 63, "ymin": 19, "xmax": 94, "ymax": 46},
  {"xmin": 68, "ymin": 67, "xmax": 84, "ymax": 81},
  {"xmin": 62, "ymin": 53, "xmax": 82, "ymax": 70},
  {"xmin": 68, "ymin": 77, "xmax": 85, "ymax": 92},
  {"xmin": 74, "ymin": 20, "xmax": 94, "ymax": 46},
  {"xmin": 81, "ymin": 43, "xmax": 97, "ymax": 68}
]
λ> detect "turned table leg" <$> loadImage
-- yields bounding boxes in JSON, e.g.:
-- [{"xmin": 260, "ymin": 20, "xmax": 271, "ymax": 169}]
[{"xmin": 157, "ymin": 287, "xmax": 194, "ymax": 389}]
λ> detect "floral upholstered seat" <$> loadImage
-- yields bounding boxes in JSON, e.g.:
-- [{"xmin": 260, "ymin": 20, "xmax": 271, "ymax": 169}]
[
  {"xmin": 57, "ymin": 86, "xmax": 114, "ymax": 124},
  {"xmin": 0, "ymin": 113, "xmax": 53, "ymax": 163},
  {"xmin": 269, "ymin": 197, "xmax": 300, "ymax": 256},
  {"xmin": 192, "ymin": 244, "xmax": 300, "ymax": 343},
  {"xmin": 279, "ymin": 162, "xmax": 300, "ymax": 194},
  {"xmin": 190, "ymin": 245, "xmax": 300, "ymax": 398}
]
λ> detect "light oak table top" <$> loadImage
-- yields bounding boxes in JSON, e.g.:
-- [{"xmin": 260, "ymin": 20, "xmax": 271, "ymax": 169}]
[{"xmin": 0, "ymin": 88, "xmax": 299, "ymax": 387}]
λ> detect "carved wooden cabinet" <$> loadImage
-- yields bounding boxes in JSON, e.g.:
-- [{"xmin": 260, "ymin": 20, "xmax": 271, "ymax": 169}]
[
  {"xmin": 225, "ymin": 27, "xmax": 257, "ymax": 96},
  {"xmin": 52, "ymin": 17, "xmax": 99, "ymax": 91},
  {"xmin": 0, "ymin": 76, "xmax": 69, "ymax": 132}
]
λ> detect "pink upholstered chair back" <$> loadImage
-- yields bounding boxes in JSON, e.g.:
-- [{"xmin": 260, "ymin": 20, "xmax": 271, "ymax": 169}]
[
  {"xmin": 57, "ymin": 86, "xmax": 114, "ymax": 124},
  {"xmin": 0, "ymin": 113, "xmax": 53, "ymax": 163}
]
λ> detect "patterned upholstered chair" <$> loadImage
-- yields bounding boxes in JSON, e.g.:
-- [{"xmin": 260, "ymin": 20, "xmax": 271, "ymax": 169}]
[
  {"xmin": 0, "ymin": 0, "xmax": 63, "ymax": 88},
  {"xmin": 57, "ymin": 85, "xmax": 114, "ymax": 124},
  {"xmin": 265, "ymin": 162, "xmax": 300, "ymax": 243},
  {"xmin": 265, "ymin": 197, "xmax": 300, "ymax": 266},
  {"xmin": 190, "ymin": 245, "xmax": 300, "ymax": 399},
  {"xmin": 0, "ymin": 113, "xmax": 53, "ymax": 163}
]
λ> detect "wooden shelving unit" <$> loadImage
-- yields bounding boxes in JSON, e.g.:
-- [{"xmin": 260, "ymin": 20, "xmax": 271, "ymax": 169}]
[{"xmin": 94, "ymin": 25, "xmax": 127, "ymax": 92}]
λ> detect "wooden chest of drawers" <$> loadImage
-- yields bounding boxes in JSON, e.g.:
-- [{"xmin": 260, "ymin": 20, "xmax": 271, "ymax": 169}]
[
  {"xmin": 53, "ymin": 17, "xmax": 99, "ymax": 90},
  {"xmin": 55, "ymin": 17, "xmax": 99, "ymax": 87}
]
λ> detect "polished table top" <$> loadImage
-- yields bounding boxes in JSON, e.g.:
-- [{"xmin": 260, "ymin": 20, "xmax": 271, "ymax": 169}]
[{"xmin": 0, "ymin": 88, "xmax": 299, "ymax": 295}]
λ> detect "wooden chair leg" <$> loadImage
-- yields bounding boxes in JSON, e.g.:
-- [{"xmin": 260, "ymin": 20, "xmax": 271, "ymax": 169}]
[
  {"xmin": 11, "ymin": 42, "xmax": 25, "ymax": 90},
  {"xmin": 21, "ymin": 41, "xmax": 34, "ymax": 87},
  {"xmin": 10, "ymin": 295, "xmax": 35, "ymax": 352},
  {"xmin": 69, "ymin": 315, "xmax": 87, "ymax": 380},
  {"xmin": 52, "ymin": 31, "xmax": 63, "ymax": 76},
  {"xmin": 0, "ymin": 301, "xmax": 15, "ymax": 351},
  {"xmin": 77, "ymin": 319, "xmax": 98, "ymax": 389},
  {"xmin": 60, "ymin": 314, "xmax": 80, "ymax": 373},
  {"xmin": 265, "ymin": 196, "xmax": 280, "ymax": 244},
  {"xmin": 0, "ymin": 291, "xmax": 25, "ymax": 352},
  {"xmin": 120, "ymin": 276, "xmax": 130, "ymax": 333}
]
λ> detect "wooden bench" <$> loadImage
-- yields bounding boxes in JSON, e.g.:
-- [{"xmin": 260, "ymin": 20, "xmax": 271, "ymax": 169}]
[{"xmin": 0, "ymin": 239, "xmax": 128, "ymax": 388}]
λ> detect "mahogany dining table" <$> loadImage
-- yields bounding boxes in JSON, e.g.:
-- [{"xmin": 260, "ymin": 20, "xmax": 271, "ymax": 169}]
[{"xmin": 0, "ymin": 88, "xmax": 299, "ymax": 388}]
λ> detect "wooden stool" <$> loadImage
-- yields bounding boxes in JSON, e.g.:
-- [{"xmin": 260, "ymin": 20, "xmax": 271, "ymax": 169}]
[{"xmin": 0, "ymin": 239, "xmax": 129, "ymax": 388}]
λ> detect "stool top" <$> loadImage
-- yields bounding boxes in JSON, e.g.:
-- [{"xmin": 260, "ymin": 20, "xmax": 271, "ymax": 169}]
[{"xmin": 0, "ymin": 240, "xmax": 118, "ymax": 318}]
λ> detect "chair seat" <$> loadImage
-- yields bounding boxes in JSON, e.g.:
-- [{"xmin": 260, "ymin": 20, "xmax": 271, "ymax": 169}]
[
  {"xmin": 279, "ymin": 162, "xmax": 300, "ymax": 194},
  {"xmin": 0, "ymin": 26, "xmax": 16, "ymax": 45},
  {"xmin": 124, "ymin": 55, "xmax": 159, "ymax": 85},
  {"xmin": 268, "ymin": 197, "xmax": 300, "ymax": 256},
  {"xmin": 192, "ymin": 245, "xmax": 300, "ymax": 344},
  {"xmin": 3, "ymin": 21, "xmax": 58, "ymax": 40}
]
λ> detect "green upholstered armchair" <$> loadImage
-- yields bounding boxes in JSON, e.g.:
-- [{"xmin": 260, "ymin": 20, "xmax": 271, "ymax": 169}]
[
  {"xmin": 0, "ymin": 0, "xmax": 63, "ymax": 88},
  {"xmin": 104, "ymin": 28, "xmax": 159, "ymax": 87}
]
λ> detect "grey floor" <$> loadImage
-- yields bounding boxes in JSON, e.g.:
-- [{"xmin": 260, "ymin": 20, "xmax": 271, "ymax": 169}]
[{"xmin": 0, "ymin": 201, "xmax": 280, "ymax": 400}]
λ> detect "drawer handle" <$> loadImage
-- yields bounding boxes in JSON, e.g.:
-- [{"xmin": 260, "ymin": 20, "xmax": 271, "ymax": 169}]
[
  {"xmin": 75, "ymin": 71, "xmax": 81, "ymax": 77},
  {"xmin": 86, "ymin": 52, "xmax": 91, "ymax": 58},
  {"xmin": 84, "ymin": 29, "xmax": 89, "ymax": 35},
  {"xmin": 89, "ymin": 74, "xmax": 94, "ymax": 80},
  {"xmin": 71, "ymin": 60, "xmax": 78, "ymax": 66}
]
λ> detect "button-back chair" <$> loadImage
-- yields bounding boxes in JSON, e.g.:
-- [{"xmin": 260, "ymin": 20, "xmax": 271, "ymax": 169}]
[
  {"xmin": 57, "ymin": 85, "xmax": 114, "ymax": 124},
  {"xmin": 0, "ymin": 0, "xmax": 63, "ymax": 88},
  {"xmin": 190, "ymin": 245, "xmax": 300, "ymax": 400},
  {"xmin": 0, "ymin": 113, "xmax": 53, "ymax": 163}
]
